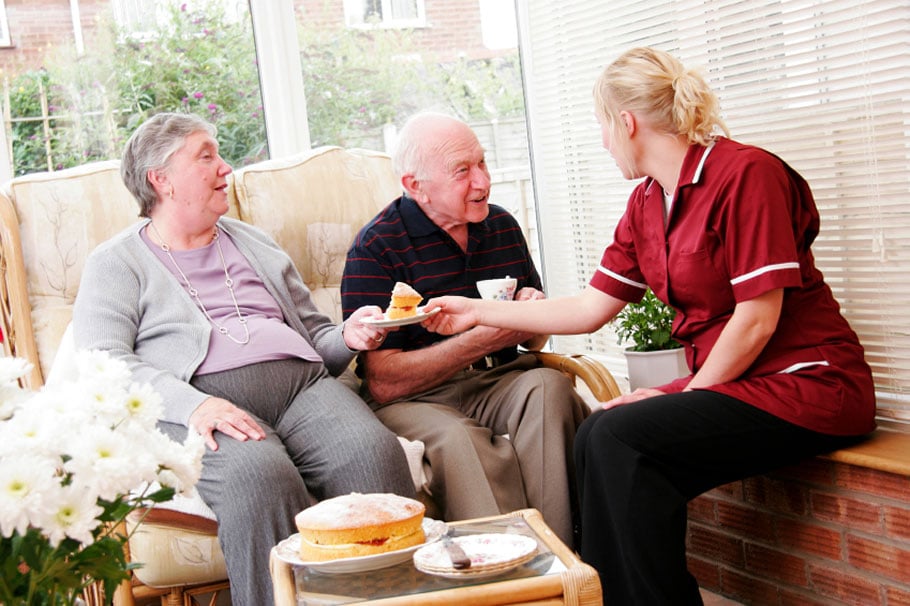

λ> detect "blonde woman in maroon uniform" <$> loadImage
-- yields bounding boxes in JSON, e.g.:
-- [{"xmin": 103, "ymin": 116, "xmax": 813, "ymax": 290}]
[{"xmin": 422, "ymin": 47, "xmax": 875, "ymax": 605}]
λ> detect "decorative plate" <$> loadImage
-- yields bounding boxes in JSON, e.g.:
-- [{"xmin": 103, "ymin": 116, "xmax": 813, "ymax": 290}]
[{"xmin": 413, "ymin": 533, "xmax": 538, "ymax": 579}]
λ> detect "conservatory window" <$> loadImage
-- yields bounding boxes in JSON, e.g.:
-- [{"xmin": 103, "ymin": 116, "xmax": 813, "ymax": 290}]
[{"xmin": 344, "ymin": 0, "xmax": 426, "ymax": 28}]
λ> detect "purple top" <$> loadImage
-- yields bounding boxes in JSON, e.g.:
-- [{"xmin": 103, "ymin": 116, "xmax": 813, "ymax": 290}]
[{"xmin": 142, "ymin": 227, "xmax": 322, "ymax": 374}]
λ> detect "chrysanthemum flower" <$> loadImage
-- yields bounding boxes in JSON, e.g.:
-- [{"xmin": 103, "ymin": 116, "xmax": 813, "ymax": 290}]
[
  {"xmin": 0, "ymin": 456, "xmax": 58, "ymax": 538},
  {"xmin": 121, "ymin": 381, "xmax": 164, "ymax": 424},
  {"xmin": 0, "ymin": 356, "xmax": 32, "ymax": 384},
  {"xmin": 36, "ymin": 484, "xmax": 103, "ymax": 547}
]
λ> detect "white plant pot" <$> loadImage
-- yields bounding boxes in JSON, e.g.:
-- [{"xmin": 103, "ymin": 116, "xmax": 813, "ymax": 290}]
[{"xmin": 624, "ymin": 348, "xmax": 688, "ymax": 391}]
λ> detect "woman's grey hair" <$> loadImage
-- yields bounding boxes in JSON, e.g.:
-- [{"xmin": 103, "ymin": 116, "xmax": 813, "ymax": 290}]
[
  {"xmin": 120, "ymin": 112, "xmax": 217, "ymax": 217},
  {"xmin": 392, "ymin": 111, "xmax": 459, "ymax": 180}
]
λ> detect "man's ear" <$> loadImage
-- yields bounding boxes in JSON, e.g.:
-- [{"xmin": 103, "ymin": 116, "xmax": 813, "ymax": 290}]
[{"xmin": 401, "ymin": 174, "xmax": 425, "ymax": 202}]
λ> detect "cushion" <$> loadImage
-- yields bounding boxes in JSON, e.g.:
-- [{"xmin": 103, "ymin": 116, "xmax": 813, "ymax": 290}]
[
  {"xmin": 126, "ymin": 511, "xmax": 227, "ymax": 587},
  {"xmin": 230, "ymin": 147, "xmax": 400, "ymax": 318}
]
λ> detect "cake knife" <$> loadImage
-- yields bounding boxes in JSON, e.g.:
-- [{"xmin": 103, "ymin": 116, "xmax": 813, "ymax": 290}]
[{"xmin": 442, "ymin": 533, "xmax": 471, "ymax": 569}]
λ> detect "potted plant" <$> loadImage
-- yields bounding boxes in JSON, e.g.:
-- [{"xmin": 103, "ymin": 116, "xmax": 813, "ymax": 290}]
[{"xmin": 614, "ymin": 289, "xmax": 688, "ymax": 390}]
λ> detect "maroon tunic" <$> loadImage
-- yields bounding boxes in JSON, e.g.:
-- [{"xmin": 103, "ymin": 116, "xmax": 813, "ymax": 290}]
[{"xmin": 591, "ymin": 137, "xmax": 875, "ymax": 436}]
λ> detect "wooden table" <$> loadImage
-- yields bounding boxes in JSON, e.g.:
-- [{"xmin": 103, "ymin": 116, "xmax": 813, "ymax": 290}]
[{"xmin": 270, "ymin": 508, "xmax": 602, "ymax": 605}]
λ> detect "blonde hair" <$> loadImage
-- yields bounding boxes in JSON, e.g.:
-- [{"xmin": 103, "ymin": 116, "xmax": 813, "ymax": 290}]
[{"xmin": 594, "ymin": 47, "xmax": 729, "ymax": 150}]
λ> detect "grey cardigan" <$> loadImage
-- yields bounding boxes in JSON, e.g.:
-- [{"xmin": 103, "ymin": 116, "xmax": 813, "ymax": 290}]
[{"xmin": 72, "ymin": 217, "xmax": 355, "ymax": 426}]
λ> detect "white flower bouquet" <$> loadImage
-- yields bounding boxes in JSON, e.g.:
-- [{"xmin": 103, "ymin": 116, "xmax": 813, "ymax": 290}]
[{"xmin": 0, "ymin": 351, "xmax": 204, "ymax": 605}]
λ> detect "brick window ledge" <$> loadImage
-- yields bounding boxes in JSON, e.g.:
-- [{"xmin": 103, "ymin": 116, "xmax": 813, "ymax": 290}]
[{"xmin": 822, "ymin": 420, "xmax": 910, "ymax": 477}]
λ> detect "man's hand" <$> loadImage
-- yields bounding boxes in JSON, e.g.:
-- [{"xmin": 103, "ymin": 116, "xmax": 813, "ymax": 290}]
[
  {"xmin": 189, "ymin": 397, "xmax": 266, "ymax": 451},
  {"xmin": 513, "ymin": 287, "xmax": 548, "ymax": 350},
  {"xmin": 514, "ymin": 286, "xmax": 545, "ymax": 302}
]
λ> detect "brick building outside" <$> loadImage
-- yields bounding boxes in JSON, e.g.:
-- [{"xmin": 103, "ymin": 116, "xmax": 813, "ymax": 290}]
[{"xmin": 0, "ymin": 0, "xmax": 512, "ymax": 77}]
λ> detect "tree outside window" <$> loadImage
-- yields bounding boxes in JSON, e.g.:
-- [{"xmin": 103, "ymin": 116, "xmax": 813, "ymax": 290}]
[{"xmin": 3, "ymin": 2, "xmax": 266, "ymax": 175}]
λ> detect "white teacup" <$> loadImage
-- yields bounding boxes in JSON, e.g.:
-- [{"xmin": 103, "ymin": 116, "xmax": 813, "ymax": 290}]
[{"xmin": 476, "ymin": 277, "xmax": 518, "ymax": 301}]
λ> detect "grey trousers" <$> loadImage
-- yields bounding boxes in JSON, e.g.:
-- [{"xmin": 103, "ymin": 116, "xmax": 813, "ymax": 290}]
[
  {"xmin": 369, "ymin": 354, "xmax": 590, "ymax": 546},
  {"xmin": 159, "ymin": 359, "xmax": 415, "ymax": 606}
]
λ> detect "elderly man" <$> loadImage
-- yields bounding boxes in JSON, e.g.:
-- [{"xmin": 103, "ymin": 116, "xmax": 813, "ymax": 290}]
[{"xmin": 341, "ymin": 112, "xmax": 589, "ymax": 546}]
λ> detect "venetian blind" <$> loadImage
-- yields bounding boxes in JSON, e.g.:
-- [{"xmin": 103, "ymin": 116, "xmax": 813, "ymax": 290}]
[{"xmin": 517, "ymin": 0, "xmax": 910, "ymax": 421}]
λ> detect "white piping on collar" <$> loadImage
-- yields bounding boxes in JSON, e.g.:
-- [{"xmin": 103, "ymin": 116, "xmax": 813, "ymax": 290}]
[
  {"xmin": 691, "ymin": 139, "xmax": 716, "ymax": 184},
  {"xmin": 646, "ymin": 139, "xmax": 717, "ymax": 193}
]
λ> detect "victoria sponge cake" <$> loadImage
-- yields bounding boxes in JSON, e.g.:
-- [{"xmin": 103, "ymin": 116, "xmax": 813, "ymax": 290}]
[
  {"xmin": 387, "ymin": 282, "xmax": 423, "ymax": 320},
  {"xmin": 295, "ymin": 493, "xmax": 426, "ymax": 561}
]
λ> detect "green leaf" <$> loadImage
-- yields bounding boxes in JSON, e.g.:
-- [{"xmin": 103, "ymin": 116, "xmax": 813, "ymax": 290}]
[{"xmin": 613, "ymin": 289, "xmax": 682, "ymax": 352}]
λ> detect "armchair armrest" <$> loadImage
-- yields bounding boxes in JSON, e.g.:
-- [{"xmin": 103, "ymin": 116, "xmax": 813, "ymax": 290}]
[
  {"xmin": 0, "ymin": 190, "xmax": 43, "ymax": 389},
  {"xmin": 531, "ymin": 351, "xmax": 622, "ymax": 402}
]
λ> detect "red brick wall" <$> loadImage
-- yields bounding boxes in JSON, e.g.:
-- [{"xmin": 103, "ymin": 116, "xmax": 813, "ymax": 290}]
[
  {"xmin": 296, "ymin": 0, "xmax": 508, "ymax": 61},
  {"xmin": 0, "ymin": 0, "xmax": 108, "ymax": 76},
  {"xmin": 418, "ymin": 0, "xmax": 491, "ymax": 60},
  {"xmin": 688, "ymin": 459, "xmax": 910, "ymax": 605}
]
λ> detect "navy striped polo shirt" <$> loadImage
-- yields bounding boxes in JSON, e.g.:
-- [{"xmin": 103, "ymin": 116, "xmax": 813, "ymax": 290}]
[{"xmin": 341, "ymin": 195, "xmax": 542, "ymax": 354}]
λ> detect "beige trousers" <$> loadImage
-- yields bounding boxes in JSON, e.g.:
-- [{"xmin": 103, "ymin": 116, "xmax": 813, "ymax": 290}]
[{"xmin": 368, "ymin": 354, "xmax": 590, "ymax": 547}]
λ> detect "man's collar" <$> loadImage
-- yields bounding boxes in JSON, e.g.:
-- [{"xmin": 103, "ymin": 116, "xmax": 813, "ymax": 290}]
[
  {"xmin": 399, "ymin": 195, "xmax": 440, "ymax": 238},
  {"xmin": 399, "ymin": 194, "xmax": 492, "ymax": 238}
]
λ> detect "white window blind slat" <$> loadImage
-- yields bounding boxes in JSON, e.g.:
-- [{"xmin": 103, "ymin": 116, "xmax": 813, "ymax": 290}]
[{"xmin": 518, "ymin": 0, "xmax": 910, "ymax": 420}]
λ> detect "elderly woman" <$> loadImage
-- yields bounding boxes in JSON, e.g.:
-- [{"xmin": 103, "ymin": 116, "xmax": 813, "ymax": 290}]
[{"xmin": 72, "ymin": 112, "xmax": 416, "ymax": 605}]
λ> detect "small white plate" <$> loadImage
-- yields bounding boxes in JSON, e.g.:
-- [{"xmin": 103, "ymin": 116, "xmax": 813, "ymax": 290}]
[
  {"xmin": 413, "ymin": 533, "xmax": 538, "ymax": 579},
  {"xmin": 361, "ymin": 306, "xmax": 440, "ymax": 328},
  {"xmin": 274, "ymin": 518, "xmax": 446, "ymax": 574}
]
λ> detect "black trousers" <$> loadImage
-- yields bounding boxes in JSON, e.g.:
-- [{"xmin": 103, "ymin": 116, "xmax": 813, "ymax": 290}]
[{"xmin": 574, "ymin": 390, "xmax": 861, "ymax": 605}]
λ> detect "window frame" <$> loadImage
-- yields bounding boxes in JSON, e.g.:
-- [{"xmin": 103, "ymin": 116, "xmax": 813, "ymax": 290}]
[
  {"xmin": 0, "ymin": 0, "xmax": 11, "ymax": 47},
  {"xmin": 342, "ymin": 0, "xmax": 427, "ymax": 29}
]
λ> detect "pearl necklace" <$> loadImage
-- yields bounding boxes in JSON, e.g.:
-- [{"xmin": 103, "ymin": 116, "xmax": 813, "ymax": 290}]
[{"xmin": 149, "ymin": 222, "xmax": 251, "ymax": 345}]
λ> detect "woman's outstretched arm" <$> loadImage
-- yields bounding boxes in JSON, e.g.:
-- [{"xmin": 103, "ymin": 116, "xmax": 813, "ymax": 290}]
[{"xmin": 422, "ymin": 285, "xmax": 626, "ymax": 337}]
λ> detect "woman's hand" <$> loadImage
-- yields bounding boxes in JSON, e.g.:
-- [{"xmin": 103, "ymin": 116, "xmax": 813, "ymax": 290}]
[
  {"xmin": 601, "ymin": 387, "xmax": 665, "ymax": 410},
  {"xmin": 344, "ymin": 305, "xmax": 391, "ymax": 350},
  {"xmin": 421, "ymin": 296, "xmax": 481, "ymax": 335},
  {"xmin": 189, "ymin": 397, "xmax": 266, "ymax": 451}
]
